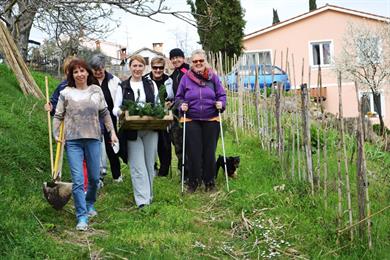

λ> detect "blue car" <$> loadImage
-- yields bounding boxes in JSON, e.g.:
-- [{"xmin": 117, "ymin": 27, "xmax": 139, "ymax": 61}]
[{"xmin": 225, "ymin": 64, "xmax": 291, "ymax": 91}]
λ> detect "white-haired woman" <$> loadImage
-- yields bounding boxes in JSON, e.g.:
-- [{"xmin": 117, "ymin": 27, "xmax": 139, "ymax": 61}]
[
  {"xmin": 89, "ymin": 54, "xmax": 123, "ymax": 184},
  {"xmin": 175, "ymin": 49, "xmax": 226, "ymax": 193}
]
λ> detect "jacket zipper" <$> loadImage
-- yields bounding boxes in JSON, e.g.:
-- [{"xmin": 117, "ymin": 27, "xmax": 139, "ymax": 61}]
[{"xmin": 200, "ymin": 86, "xmax": 203, "ymax": 112}]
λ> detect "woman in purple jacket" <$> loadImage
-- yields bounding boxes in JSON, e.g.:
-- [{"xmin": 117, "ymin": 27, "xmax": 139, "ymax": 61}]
[{"xmin": 175, "ymin": 49, "xmax": 226, "ymax": 193}]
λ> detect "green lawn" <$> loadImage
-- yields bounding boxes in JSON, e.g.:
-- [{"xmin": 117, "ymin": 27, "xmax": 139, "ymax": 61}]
[{"xmin": 1, "ymin": 64, "xmax": 389, "ymax": 259}]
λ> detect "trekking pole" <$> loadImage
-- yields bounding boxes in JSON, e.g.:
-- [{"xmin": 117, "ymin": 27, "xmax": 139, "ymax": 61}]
[
  {"xmin": 218, "ymin": 110, "xmax": 230, "ymax": 192},
  {"xmin": 181, "ymin": 111, "xmax": 187, "ymax": 194}
]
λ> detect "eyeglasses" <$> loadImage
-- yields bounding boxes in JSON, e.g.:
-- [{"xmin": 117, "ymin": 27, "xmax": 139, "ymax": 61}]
[
  {"xmin": 152, "ymin": 66, "xmax": 164, "ymax": 70},
  {"xmin": 192, "ymin": 59, "xmax": 205, "ymax": 64}
]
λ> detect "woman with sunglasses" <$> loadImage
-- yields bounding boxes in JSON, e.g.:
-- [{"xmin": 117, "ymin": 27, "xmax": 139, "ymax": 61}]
[
  {"xmin": 175, "ymin": 49, "xmax": 226, "ymax": 193},
  {"xmin": 145, "ymin": 56, "xmax": 174, "ymax": 177}
]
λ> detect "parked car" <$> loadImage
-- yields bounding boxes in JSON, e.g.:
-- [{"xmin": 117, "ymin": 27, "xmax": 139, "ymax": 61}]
[{"xmin": 225, "ymin": 64, "xmax": 291, "ymax": 91}]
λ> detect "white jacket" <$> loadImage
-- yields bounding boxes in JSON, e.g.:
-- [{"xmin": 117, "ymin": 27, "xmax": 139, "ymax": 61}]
[{"xmin": 106, "ymin": 73, "xmax": 122, "ymax": 104}]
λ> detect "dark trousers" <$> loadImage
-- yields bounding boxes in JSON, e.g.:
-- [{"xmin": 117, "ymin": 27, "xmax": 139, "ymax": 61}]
[
  {"xmin": 185, "ymin": 121, "xmax": 220, "ymax": 188},
  {"xmin": 157, "ymin": 130, "xmax": 172, "ymax": 176},
  {"xmin": 104, "ymin": 116, "xmax": 121, "ymax": 179}
]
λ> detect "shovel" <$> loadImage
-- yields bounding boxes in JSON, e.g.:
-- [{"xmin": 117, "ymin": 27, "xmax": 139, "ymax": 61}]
[{"xmin": 42, "ymin": 76, "xmax": 72, "ymax": 210}]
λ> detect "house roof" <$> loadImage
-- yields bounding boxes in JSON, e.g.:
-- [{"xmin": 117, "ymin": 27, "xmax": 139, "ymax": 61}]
[
  {"xmin": 244, "ymin": 4, "xmax": 390, "ymax": 40},
  {"xmin": 129, "ymin": 47, "xmax": 165, "ymax": 57}
]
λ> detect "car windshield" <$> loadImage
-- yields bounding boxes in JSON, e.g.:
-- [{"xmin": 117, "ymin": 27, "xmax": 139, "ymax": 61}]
[{"xmin": 233, "ymin": 65, "xmax": 284, "ymax": 75}]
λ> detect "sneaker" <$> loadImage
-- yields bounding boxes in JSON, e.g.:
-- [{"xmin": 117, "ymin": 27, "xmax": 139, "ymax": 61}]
[
  {"xmin": 76, "ymin": 217, "xmax": 88, "ymax": 231},
  {"xmin": 87, "ymin": 206, "xmax": 98, "ymax": 218},
  {"xmin": 98, "ymin": 179, "xmax": 104, "ymax": 189},
  {"xmin": 113, "ymin": 176, "xmax": 123, "ymax": 183}
]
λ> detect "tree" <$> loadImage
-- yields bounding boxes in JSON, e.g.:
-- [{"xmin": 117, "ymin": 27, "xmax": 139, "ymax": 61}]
[
  {"xmin": 337, "ymin": 22, "xmax": 390, "ymax": 135},
  {"xmin": 272, "ymin": 8, "xmax": 280, "ymax": 25},
  {"xmin": 0, "ymin": 0, "xmax": 194, "ymax": 60},
  {"xmin": 309, "ymin": 0, "xmax": 317, "ymax": 11},
  {"xmin": 187, "ymin": 0, "xmax": 245, "ymax": 59}
]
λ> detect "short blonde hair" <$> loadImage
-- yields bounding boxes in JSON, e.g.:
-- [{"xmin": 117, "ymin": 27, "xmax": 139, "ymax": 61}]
[
  {"xmin": 129, "ymin": 55, "xmax": 146, "ymax": 66},
  {"xmin": 63, "ymin": 56, "xmax": 78, "ymax": 74},
  {"xmin": 151, "ymin": 56, "xmax": 165, "ymax": 67}
]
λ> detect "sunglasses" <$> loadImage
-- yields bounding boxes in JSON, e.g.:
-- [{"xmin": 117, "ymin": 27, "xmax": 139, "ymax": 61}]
[
  {"xmin": 152, "ymin": 66, "xmax": 164, "ymax": 70},
  {"xmin": 192, "ymin": 59, "xmax": 205, "ymax": 64}
]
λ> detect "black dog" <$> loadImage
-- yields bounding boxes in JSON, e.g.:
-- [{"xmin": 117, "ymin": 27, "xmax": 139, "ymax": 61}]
[{"xmin": 216, "ymin": 155, "xmax": 240, "ymax": 178}]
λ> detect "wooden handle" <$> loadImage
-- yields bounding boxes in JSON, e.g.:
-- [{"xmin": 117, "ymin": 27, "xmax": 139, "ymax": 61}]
[
  {"xmin": 53, "ymin": 121, "xmax": 64, "ymax": 180},
  {"xmin": 45, "ymin": 76, "xmax": 54, "ymax": 176}
]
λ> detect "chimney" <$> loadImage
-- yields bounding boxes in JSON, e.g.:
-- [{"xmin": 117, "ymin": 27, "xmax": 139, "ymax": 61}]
[
  {"xmin": 95, "ymin": 40, "xmax": 101, "ymax": 50},
  {"xmin": 152, "ymin": 42, "xmax": 163, "ymax": 53}
]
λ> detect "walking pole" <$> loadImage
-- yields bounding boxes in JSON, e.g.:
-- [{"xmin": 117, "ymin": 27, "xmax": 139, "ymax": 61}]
[
  {"xmin": 218, "ymin": 110, "xmax": 230, "ymax": 192},
  {"xmin": 181, "ymin": 111, "xmax": 187, "ymax": 194}
]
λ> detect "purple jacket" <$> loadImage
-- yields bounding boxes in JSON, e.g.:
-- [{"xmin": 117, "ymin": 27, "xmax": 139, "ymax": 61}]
[{"xmin": 175, "ymin": 69, "xmax": 226, "ymax": 120}]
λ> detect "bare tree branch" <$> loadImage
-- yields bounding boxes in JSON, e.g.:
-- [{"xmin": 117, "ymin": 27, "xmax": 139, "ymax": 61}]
[{"xmin": 336, "ymin": 21, "xmax": 390, "ymax": 134}]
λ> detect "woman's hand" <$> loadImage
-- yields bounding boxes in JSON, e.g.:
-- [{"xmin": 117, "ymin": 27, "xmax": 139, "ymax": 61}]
[
  {"xmin": 118, "ymin": 109, "xmax": 125, "ymax": 119},
  {"xmin": 111, "ymin": 132, "xmax": 119, "ymax": 144},
  {"xmin": 181, "ymin": 103, "xmax": 188, "ymax": 112},
  {"xmin": 44, "ymin": 102, "xmax": 52, "ymax": 112},
  {"xmin": 215, "ymin": 101, "xmax": 223, "ymax": 110},
  {"xmin": 165, "ymin": 101, "xmax": 172, "ymax": 109}
]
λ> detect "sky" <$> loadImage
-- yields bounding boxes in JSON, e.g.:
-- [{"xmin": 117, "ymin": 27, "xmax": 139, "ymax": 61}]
[{"xmin": 30, "ymin": 0, "xmax": 390, "ymax": 57}]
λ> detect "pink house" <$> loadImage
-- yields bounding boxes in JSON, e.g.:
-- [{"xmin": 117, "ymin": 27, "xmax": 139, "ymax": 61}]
[{"xmin": 243, "ymin": 4, "xmax": 390, "ymax": 128}]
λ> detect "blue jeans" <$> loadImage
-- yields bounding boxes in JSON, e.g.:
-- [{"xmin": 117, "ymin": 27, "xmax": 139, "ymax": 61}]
[{"xmin": 66, "ymin": 139, "xmax": 101, "ymax": 221}]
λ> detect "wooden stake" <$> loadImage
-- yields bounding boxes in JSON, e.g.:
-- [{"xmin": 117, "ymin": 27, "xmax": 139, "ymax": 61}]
[
  {"xmin": 336, "ymin": 136, "xmax": 343, "ymax": 246},
  {"xmin": 301, "ymin": 83, "xmax": 314, "ymax": 194},
  {"xmin": 337, "ymin": 72, "xmax": 354, "ymax": 241},
  {"xmin": 354, "ymin": 81, "xmax": 372, "ymax": 249}
]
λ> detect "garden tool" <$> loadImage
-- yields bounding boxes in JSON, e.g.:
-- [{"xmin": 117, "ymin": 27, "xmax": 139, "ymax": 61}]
[
  {"xmin": 218, "ymin": 110, "xmax": 230, "ymax": 192},
  {"xmin": 42, "ymin": 77, "xmax": 72, "ymax": 210}
]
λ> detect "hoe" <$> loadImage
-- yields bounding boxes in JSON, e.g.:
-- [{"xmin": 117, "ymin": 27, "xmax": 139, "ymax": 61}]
[{"xmin": 42, "ymin": 77, "xmax": 72, "ymax": 210}]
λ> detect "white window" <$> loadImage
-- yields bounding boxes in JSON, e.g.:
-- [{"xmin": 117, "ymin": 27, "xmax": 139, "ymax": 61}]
[
  {"xmin": 243, "ymin": 50, "xmax": 272, "ymax": 65},
  {"xmin": 360, "ymin": 92, "xmax": 385, "ymax": 117},
  {"xmin": 310, "ymin": 41, "xmax": 332, "ymax": 66},
  {"xmin": 356, "ymin": 37, "xmax": 381, "ymax": 64}
]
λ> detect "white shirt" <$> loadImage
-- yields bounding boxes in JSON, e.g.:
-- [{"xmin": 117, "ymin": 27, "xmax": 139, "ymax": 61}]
[{"xmin": 113, "ymin": 79, "xmax": 159, "ymax": 117}]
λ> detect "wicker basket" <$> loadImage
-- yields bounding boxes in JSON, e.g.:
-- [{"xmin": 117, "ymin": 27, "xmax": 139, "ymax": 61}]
[{"xmin": 120, "ymin": 111, "xmax": 173, "ymax": 130}]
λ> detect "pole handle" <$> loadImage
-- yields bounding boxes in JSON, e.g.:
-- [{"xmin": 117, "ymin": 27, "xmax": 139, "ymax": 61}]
[
  {"xmin": 45, "ymin": 77, "xmax": 54, "ymax": 176},
  {"xmin": 219, "ymin": 110, "xmax": 230, "ymax": 192}
]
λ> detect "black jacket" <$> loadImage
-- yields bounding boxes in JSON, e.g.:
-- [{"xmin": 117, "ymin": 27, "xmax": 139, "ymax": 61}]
[{"xmin": 170, "ymin": 63, "xmax": 190, "ymax": 96}]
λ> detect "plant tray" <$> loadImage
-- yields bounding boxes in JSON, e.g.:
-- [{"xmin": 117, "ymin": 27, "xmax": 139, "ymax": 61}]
[{"xmin": 120, "ymin": 111, "xmax": 173, "ymax": 130}]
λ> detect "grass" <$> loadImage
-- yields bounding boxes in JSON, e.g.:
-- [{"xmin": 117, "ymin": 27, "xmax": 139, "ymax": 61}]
[{"xmin": 1, "ymin": 63, "xmax": 390, "ymax": 259}]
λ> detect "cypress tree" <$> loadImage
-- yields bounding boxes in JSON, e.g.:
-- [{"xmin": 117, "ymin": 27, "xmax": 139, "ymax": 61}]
[
  {"xmin": 188, "ymin": 0, "xmax": 245, "ymax": 59},
  {"xmin": 310, "ymin": 0, "xmax": 317, "ymax": 11},
  {"xmin": 272, "ymin": 8, "xmax": 280, "ymax": 25}
]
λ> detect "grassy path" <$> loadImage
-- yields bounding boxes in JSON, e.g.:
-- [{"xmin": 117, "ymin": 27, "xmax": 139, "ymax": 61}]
[{"xmin": 1, "ymin": 64, "xmax": 390, "ymax": 259}]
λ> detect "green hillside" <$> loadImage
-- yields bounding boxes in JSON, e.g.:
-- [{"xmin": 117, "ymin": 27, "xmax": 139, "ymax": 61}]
[{"xmin": 0, "ymin": 64, "xmax": 389, "ymax": 259}]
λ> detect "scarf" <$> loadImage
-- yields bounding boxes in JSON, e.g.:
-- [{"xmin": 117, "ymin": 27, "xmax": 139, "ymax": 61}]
[{"xmin": 187, "ymin": 68, "xmax": 214, "ymax": 86}]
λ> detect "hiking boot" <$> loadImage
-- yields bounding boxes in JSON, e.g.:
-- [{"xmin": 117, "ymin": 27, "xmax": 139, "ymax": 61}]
[
  {"xmin": 187, "ymin": 185, "xmax": 197, "ymax": 194},
  {"xmin": 76, "ymin": 217, "xmax": 88, "ymax": 231}
]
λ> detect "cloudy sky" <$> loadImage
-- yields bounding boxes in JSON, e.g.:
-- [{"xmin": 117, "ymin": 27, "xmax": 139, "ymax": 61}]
[{"xmin": 30, "ymin": 0, "xmax": 390, "ymax": 56}]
